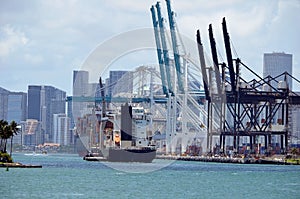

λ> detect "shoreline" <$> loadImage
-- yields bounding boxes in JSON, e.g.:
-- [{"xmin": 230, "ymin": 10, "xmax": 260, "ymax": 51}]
[{"xmin": 156, "ymin": 155, "xmax": 299, "ymax": 165}]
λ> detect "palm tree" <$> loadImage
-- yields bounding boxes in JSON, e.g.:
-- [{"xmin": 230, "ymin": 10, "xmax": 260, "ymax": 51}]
[
  {"xmin": 2, "ymin": 124, "xmax": 11, "ymax": 153},
  {"xmin": 9, "ymin": 121, "xmax": 19, "ymax": 157},
  {"xmin": 0, "ymin": 120, "xmax": 9, "ymax": 152},
  {"xmin": 291, "ymin": 148, "xmax": 298, "ymax": 160}
]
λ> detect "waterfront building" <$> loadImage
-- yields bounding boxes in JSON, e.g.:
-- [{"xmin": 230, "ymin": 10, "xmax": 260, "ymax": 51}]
[
  {"xmin": 23, "ymin": 119, "xmax": 42, "ymax": 147},
  {"xmin": 27, "ymin": 85, "xmax": 66, "ymax": 143},
  {"xmin": 53, "ymin": 113, "xmax": 71, "ymax": 146}
]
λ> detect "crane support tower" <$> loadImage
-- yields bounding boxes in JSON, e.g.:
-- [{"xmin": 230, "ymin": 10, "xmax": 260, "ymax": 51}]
[{"xmin": 197, "ymin": 17, "xmax": 300, "ymax": 155}]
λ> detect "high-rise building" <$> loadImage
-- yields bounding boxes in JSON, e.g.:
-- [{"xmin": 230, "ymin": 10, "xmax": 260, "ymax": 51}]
[
  {"xmin": 27, "ymin": 85, "xmax": 66, "ymax": 143},
  {"xmin": 0, "ymin": 87, "xmax": 9, "ymax": 120},
  {"xmin": 263, "ymin": 52, "xmax": 300, "ymax": 146},
  {"xmin": 263, "ymin": 52, "xmax": 293, "ymax": 90},
  {"xmin": 27, "ymin": 85, "xmax": 42, "ymax": 120},
  {"xmin": 73, "ymin": 70, "xmax": 89, "ymax": 96},
  {"xmin": 7, "ymin": 92, "xmax": 27, "ymax": 123},
  {"xmin": 108, "ymin": 70, "xmax": 132, "ymax": 97},
  {"xmin": 23, "ymin": 119, "xmax": 42, "ymax": 147},
  {"xmin": 0, "ymin": 87, "xmax": 27, "ymax": 145},
  {"xmin": 7, "ymin": 92, "xmax": 27, "ymax": 145},
  {"xmin": 53, "ymin": 113, "xmax": 70, "ymax": 146},
  {"xmin": 72, "ymin": 70, "xmax": 89, "ymax": 122}
]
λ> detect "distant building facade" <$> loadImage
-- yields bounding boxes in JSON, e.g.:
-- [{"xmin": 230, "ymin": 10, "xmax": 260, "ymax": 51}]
[
  {"xmin": 263, "ymin": 52, "xmax": 300, "ymax": 146},
  {"xmin": 263, "ymin": 52, "xmax": 293, "ymax": 90},
  {"xmin": 27, "ymin": 85, "xmax": 66, "ymax": 143},
  {"xmin": 72, "ymin": 70, "xmax": 89, "ymax": 123},
  {"xmin": 22, "ymin": 119, "xmax": 42, "ymax": 147},
  {"xmin": 108, "ymin": 70, "xmax": 133, "ymax": 97},
  {"xmin": 53, "ymin": 113, "xmax": 71, "ymax": 146},
  {"xmin": 7, "ymin": 92, "xmax": 27, "ymax": 123},
  {"xmin": 0, "ymin": 88, "xmax": 27, "ymax": 145},
  {"xmin": 0, "ymin": 87, "xmax": 9, "ymax": 120},
  {"xmin": 8, "ymin": 92, "xmax": 27, "ymax": 145}
]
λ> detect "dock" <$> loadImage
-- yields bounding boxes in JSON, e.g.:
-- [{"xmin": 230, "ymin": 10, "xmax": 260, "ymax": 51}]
[
  {"xmin": 156, "ymin": 155, "xmax": 298, "ymax": 165},
  {"xmin": 0, "ymin": 162, "xmax": 42, "ymax": 168}
]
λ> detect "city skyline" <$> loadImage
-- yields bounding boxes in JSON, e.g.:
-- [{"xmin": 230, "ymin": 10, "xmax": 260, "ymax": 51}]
[{"xmin": 0, "ymin": 0, "xmax": 299, "ymax": 95}]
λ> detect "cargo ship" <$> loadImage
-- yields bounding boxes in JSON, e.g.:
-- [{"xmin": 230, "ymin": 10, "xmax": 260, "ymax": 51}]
[{"xmin": 77, "ymin": 103, "xmax": 156, "ymax": 163}]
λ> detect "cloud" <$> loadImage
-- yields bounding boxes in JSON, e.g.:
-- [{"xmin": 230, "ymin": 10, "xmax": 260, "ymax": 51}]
[
  {"xmin": 0, "ymin": 0, "xmax": 299, "ymax": 94},
  {"xmin": 0, "ymin": 24, "xmax": 28, "ymax": 57},
  {"xmin": 24, "ymin": 53, "xmax": 43, "ymax": 65}
]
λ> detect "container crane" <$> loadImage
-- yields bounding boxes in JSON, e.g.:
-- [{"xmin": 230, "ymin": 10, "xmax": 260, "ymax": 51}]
[
  {"xmin": 150, "ymin": 5, "xmax": 168, "ymax": 97},
  {"xmin": 155, "ymin": 2, "xmax": 174, "ymax": 96},
  {"xmin": 166, "ymin": 0, "xmax": 184, "ymax": 94}
]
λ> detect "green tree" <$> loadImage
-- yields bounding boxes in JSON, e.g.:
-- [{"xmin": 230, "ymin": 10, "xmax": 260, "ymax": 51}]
[
  {"xmin": 0, "ymin": 120, "xmax": 9, "ymax": 152},
  {"xmin": 9, "ymin": 121, "xmax": 19, "ymax": 157},
  {"xmin": 291, "ymin": 148, "xmax": 298, "ymax": 160},
  {"xmin": 0, "ymin": 120, "xmax": 19, "ymax": 154}
]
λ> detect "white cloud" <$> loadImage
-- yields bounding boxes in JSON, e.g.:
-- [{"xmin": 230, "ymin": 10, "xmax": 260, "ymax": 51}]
[
  {"xmin": 0, "ymin": 24, "xmax": 28, "ymax": 57},
  {"xmin": 24, "ymin": 53, "xmax": 43, "ymax": 64},
  {"xmin": 0, "ymin": 0, "xmax": 299, "ymax": 94}
]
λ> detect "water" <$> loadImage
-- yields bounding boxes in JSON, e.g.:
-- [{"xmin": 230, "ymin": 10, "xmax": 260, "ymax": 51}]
[{"xmin": 1, "ymin": 153, "xmax": 300, "ymax": 199}]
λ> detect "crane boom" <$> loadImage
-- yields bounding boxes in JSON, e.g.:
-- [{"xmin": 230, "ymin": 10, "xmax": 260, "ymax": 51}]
[
  {"xmin": 208, "ymin": 24, "xmax": 222, "ymax": 95},
  {"xmin": 150, "ymin": 6, "xmax": 168, "ymax": 97},
  {"xmin": 196, "ymin": 30, "xmax": 210, "ymax": 102},
  {"xmin": 156, "ymin": 2, "xmax": 173, "ymax": 95},
  {"xmin": 222, "ymin": 17, "xmax": 236, "ymax": 93},
  {"xmin": 166, "ymin": 0, "xmax": 184, "ymax": 93}
]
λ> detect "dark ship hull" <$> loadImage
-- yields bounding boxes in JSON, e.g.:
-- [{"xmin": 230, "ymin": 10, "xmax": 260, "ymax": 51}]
[{"xmin": 107, "ymin": 147, "xmax": 156, "ymax": 163}]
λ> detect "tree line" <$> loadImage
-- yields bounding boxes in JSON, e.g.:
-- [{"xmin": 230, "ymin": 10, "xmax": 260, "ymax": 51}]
[{"xmin": 0, "ymin": 120, "xmax": 19, "ymax": 157}]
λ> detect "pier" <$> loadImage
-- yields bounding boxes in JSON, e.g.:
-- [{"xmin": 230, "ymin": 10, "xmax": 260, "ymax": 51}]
[
  {"xmin": 0, "ymin": 162, "xmax": 42, "ymax": 168},
  {"xmin": 156, "ymin": 155, "xmax": 298, "ymax": 165}
]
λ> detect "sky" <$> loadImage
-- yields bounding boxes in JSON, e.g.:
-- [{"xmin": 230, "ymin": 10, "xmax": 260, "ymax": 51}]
[{"xmin": 0, "ymin": 0, "xmax": 299, "ymax": 95}]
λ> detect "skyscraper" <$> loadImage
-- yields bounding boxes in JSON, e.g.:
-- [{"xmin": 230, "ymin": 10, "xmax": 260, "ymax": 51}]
[
  {"xmin": 53, "ymin": 113, "xmax": 70, "ymax": 146},
  {"xmin": 72, "ymin": 70, "xmax": 89, "ymax": 122},
  {"xmin": 7, "ymin": 92, "xmax": 27, "ymax": 145},
  {"xmin": 0, "ymin": 87, "xmax": 9, "ymax": 120},
  {"xmin": 0, "ymin": 87, "xmax": 27, "ymax": 123},
  {"xmin": 108, "ymin": 70, "xmax": 132, "ymax": 97},
  {"xmin": 263, "ymin": 52, "xmax": 300, "ymax": 146},
  {"xmin": 27, "ymin": 85, "xmax": 66, "ymax": 143},
  {"xmin": 0, "ymin": 87, "xmax": 27, "ymax": 145},
  {"xmin": 263, "ymin": 52, "xmax": 293, "ymax": 90},
  {"xmin": 7, "ymin": 92, "xmax": 27, "ymax": 123},
  {"xmin": 73, "ymin": 70, "xmax": 89, "ymax": 97}
]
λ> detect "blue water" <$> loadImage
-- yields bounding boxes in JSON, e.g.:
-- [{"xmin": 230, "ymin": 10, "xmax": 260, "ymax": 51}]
[{"xmin": 1, "ymin": 153, "xmax": 300, "ymax": 199}]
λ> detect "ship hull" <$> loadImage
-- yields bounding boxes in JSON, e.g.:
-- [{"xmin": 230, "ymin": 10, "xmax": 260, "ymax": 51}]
[{"xmin": 107, "ymin": 147, "xmax": 156, "ymax": 163}]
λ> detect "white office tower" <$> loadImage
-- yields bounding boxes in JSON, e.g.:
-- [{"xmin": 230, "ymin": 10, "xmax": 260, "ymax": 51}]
[
  {"xmin": 263, "ymin": 52, "xmax": 298, "ymax": 145},
  {"xmin": 263, "ymin": 52, "xmax": 292, "ymax": 90},
  {"xmin": 53, "ymin": 114, "xmax": 70, "ymax": 146}
]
